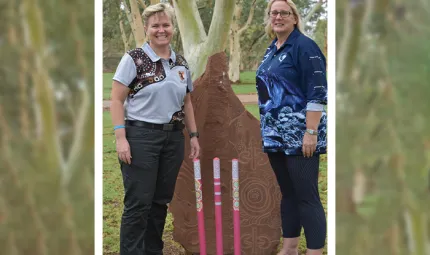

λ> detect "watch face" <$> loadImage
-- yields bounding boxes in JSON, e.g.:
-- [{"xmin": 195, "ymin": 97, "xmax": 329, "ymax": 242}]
[{"xmin": 307, "ymin": 129, "xmax": 317, "ymax": 135}]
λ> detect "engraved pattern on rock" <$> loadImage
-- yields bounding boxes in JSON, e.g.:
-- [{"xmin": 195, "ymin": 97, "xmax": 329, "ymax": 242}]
[{"xmin": 170, "ymin": 52, "xmax": 281, "ymax": 255}]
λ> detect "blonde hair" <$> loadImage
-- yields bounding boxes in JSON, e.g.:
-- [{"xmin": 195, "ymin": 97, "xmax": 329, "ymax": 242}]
[
  {"xmin": 142, "ymin": 3, "xmax": 176, "ymax": 27},
  {"xmin": 264, "ymin": 0, "xmax": 303, "ymax": 39}
]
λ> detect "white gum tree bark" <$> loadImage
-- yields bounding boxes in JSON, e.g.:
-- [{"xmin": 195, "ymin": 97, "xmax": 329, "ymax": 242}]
[
  {"xmin": 173, "ymin": 0, "xmax": 236, "ymax": 80},
  {"xmin": 228, "ymin": 0, "xmax": 257, "ymax": 83},
  {"xmin": 128, "ymin": 0, "xmax": 146, "ymax": 47}
]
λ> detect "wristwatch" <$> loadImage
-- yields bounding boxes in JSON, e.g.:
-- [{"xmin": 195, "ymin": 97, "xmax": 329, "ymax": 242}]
[
  {"xmin": 305, "ymin": 129, "xmax": 318, "ymax": 135},
  {"xmin": 189, "ymin": 132, "xmax": 199, "ymax": 138}
]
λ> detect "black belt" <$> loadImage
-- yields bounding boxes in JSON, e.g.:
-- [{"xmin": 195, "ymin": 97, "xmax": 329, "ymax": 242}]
[{"xmin": 125, "ymin": 120, "xmax": 184, "ymax": 131}]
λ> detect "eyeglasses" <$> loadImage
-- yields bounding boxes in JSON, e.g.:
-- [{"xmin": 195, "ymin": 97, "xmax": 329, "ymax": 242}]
[{"xmin": 269, "ymin": 10, "xmax": 293, "ymax": 18}]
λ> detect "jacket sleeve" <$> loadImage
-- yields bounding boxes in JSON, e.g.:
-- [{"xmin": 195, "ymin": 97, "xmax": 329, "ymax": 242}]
[{"xmin": 299, "ymin": 39, "xmax": 327, "ymax": 107}]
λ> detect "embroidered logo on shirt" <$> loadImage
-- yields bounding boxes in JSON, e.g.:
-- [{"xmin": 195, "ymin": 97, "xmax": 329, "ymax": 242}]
[
  {"xmin": 279, "ymin": 53, "xmax": 287, "ymax": 62},
  {"xmin": 178, "ymin": 71, "xmax": 186, "ymax": 83}
]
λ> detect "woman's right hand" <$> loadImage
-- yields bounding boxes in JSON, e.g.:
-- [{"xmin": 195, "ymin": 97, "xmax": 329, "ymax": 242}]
[{"xmin": 116, "ymin": 137, "xmax": 132, "ymax": 164}]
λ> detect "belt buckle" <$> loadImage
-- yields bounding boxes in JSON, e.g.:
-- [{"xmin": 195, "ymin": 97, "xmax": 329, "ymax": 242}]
[{"xmin": 163, "ymin": 124, "xmax": 174, "ymax": 131}]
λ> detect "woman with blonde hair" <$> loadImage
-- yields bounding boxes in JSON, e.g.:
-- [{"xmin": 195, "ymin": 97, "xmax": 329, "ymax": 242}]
[
  {"xmin": 256, "ymin": 0, "xmax": 327, "ymax": 254},
  {"xmin": 110, "ymin": 3, "xmax": 200, "ymax": 255}
]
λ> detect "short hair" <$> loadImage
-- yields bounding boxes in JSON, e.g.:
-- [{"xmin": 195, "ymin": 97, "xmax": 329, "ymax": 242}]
[
  {"xmin": 142, "ymin": 3, "xmax": 176, "ymax": 27},
  {"xmin": 264, "ymin": 0, "xmax": 303, "ymax": 39}
]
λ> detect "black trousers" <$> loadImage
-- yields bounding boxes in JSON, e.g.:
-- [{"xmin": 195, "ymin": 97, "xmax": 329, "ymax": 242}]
[
  {"xmin": 267, "ymin": 152, "xmax": 326, "ymax": 249},
  {"xmin": 119, "ymin": 125, "xmax": 184, "ymax": 255}
]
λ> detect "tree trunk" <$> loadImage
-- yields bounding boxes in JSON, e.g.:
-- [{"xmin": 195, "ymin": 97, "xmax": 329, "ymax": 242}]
[
  {"xmin": 173, "ymin": 0, "xmax": 235, "ymax": 80},
  {"xmin": 121, "ymin": 0, "xmax": 137, "ymax": 46},
  {"xmin": 129, "ymin": 0, "xmax": 145, "ymax": 47},
  {"xmin": 228, "ymin": 32, "xmax": 241, "ymax": 82},
  {"xmin": 228, "ymin": 0, "xmax": 256, "ymax": 83},
  {"xmin": 119, "ymin": 19, "xmax": 131, "ymax": 52},
  {"xmin": 302, "ymin": 0, "xmax": 324, "ymax": 24},
  {"xmin": 137, "ymin": 0, "xmax": 147, "ymax": 8},
  {"xmin": 128, "ymin": 32, "xmax": 134, "ymax": 48}
]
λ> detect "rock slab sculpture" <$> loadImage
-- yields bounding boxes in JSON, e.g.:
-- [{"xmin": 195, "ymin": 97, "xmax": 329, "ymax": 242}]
[{"xmin": 170, "ymin": 52, "xmax": 282, "ymax": 255}]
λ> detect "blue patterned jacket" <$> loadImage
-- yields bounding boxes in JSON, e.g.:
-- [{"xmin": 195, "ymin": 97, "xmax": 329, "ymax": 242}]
[{"xmin": 256, "ymin": 28, "xmax": 327, "ymax": 155}]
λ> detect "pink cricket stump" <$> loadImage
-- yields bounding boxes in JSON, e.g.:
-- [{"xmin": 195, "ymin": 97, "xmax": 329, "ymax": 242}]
[
  {"xmin": 232, "ymin": 159, "xmax": 241, "ymax": 255},
  {"xmin": 213, "ymin": 158, "xmax": 224, "ymax": 255},
  {"xmin": 193, "ymin": 159, "xmax": 207, "ymax": 255}
]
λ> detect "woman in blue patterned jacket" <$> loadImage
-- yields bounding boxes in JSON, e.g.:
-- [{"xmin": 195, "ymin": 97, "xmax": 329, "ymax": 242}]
[{"xmin": 256, "ymin": 1, "xmax": 327, "ymax": 254}]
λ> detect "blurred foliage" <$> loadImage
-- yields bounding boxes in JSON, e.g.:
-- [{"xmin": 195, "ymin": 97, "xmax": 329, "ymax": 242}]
[
  {"xmin": 336, "ymin": 0, "xmax": 430, "ymax": 254},
  {"xmin": 103, "ymin": 0, "xmax": 130, "ymax": 54},
  {"xmin": 0, "ymin": 0, "xmax": 94, "ymax": 254}
]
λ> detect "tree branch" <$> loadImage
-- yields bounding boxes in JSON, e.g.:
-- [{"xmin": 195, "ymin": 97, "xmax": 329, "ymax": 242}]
[
  {"xmin": 64, "ymin": 12, "xmax": 94, "ymax": 185},
  {"xmin": 121, "ymin": 0, "xmax": 132, "ymax": 23},
  {"xmin": 128, "ymin": 32, "xmax": 134, "ymax": 47},
  {"xmin": 303, "ymin": 0, "xmax": 324, "ymax": 24},
  {"xmin": 138, "ymin": 0, "xmax": 146, "ymax": 8},
  {"xmin": 118, "ymin": 10, "xmax": 131, "ymax": 52},
  {"xmin": 121, "ymin": 0, "xmax": 138, "ymax": 44},
  {"xmin": 172, "ymin": 0, "xmax": 206, "ymax": 57},
  {"xmin": 19, "ymin": 48, "xmax": 30, "ymax": 139},
  {"xmin": 65, "ymin": 88, "xmax": 77, "ymax": 120},
  {"xmin": 231, "ymin": 0, "xmax": 242, "ymax": 34},
  {"xmin": 336, "ymin": 1, "xmax": 365, "ymax": 85},
  {"xmin": 129, "ymin": 0, "xmax": 146, "ymax": 47},
  {"xmin": 119, "ymin": 18, "xmax": 130, "ymax": 52},
  {"xmin": 22, "ymin": 0, "xmax": 65, "ymax": 171},
  {"xmin": 207, "ymin": 0, "xmax": 236, "ymax": 52},
  {"xmin": 238, "ymin": 0, "xmax": 257, "ymax": 35},
  {"xmin": 247, "ymin": 31, "xmax": 267, "ymax": 52}
]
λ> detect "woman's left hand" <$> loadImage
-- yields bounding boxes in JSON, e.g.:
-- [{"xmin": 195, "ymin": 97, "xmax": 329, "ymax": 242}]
[
  {"xmin": 189, "ymin": 137, "xmax": 201, "ymax": 159},
  {"xmin": 302, "ymin": 132, "xmax": 317, "ymax": 158}
]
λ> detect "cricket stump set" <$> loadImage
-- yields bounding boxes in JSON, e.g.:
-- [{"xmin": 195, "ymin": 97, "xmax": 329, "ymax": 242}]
[{"xmin": 193, "ymin": 158, "xmax": 241, "ymax": 255}]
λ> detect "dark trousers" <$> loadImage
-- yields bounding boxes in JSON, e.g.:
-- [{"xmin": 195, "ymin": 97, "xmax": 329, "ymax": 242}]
[
  {"xmin": 267, "ymin": 152, "xmax": 326, "ymax": 249},
  {"xmin": 119, "ymin": 126, "xmax": 184, "ymax": 255}
]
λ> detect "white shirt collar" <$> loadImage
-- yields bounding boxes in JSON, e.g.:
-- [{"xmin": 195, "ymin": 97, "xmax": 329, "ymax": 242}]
[{"xmin": 142, "ymin": 42, "xmax": 176, "ymax": 63}]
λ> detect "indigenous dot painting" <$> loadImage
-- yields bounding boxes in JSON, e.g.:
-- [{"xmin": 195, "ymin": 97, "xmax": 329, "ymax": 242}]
[
  {"xmin": 169, "ymin": 106, "xmax": 185, "ymax": 125},
  {"xmin": 127, "ymin": 48, "xmax": 166, "ymax": 98}
]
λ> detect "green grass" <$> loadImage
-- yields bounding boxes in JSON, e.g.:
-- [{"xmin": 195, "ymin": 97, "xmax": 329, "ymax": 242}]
[
  {"xmin": 103, "ymin": 107, "xmax": 327, "ymax": 255},
  {"xmin": 231, "ymin": 84, "xmax": 256, "ymax": 95},
  {"xmin": 103, "ymin": 72, "xmax": 257, "ymax": 100},
  {"xmin": 245, "ymin": 104, "xmax": 259, "ymax": 119},
  {"xmin": 236, "ymin": 71, "xmax": 257, "ymax": 84},
  {"xmin": 103, "ymin": 73, "xmax": 114, "ymax": 100}
]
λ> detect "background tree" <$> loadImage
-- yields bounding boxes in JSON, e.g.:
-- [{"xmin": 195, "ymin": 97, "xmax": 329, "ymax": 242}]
[
  {"xmin": 0, "ymin": 0, "xmax": 94, "ymax": 254},
  {"xmin": 103, "ymin": 0, "xmax": 327, "ymax": 76},
  {"xmin": 228, "ymin": 0, "xmax": 327, "ymax": 79},
  {"xmin": 228, "ymin": 0, "xmax": 258, "ymax": 83},
  {"xmin": 103, "ymin": 0, "xmax": 184, "ymax": 71},
  {"xmin": 172, "ymin": 0, "xmax": 236, "ymax": 79},
  {"xmin": 313, "ymin": 18, "xmax": 327, "ymax": 56},
  {"xmin": 336, "ymin": 0, "xmax": 430, "ymax": 254},
  {"xmin": 121, "ymin": 0, "xmax": 147, "ymax": 48}
]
